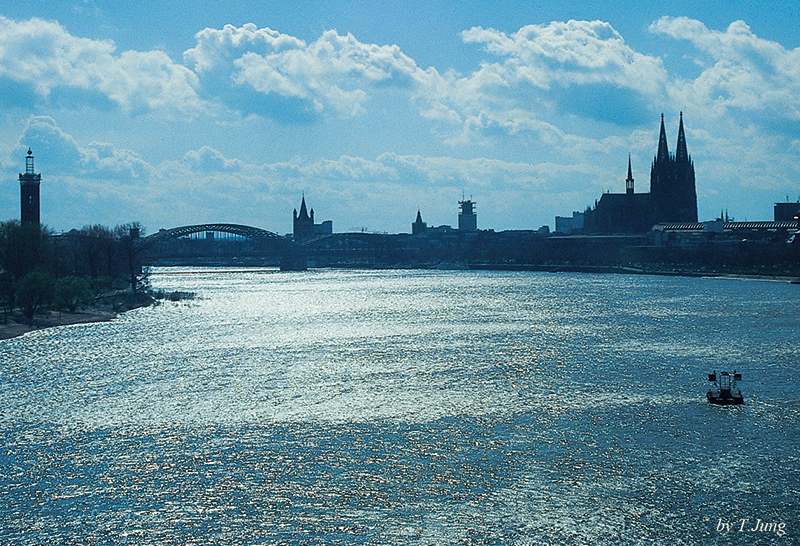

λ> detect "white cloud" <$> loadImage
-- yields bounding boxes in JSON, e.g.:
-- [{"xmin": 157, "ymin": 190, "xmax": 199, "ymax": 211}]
[
  {"xmin": 184, "ymin": 24, "xmax": 432, "ymax": 120},
  {"xmin": 382, "ymin": 19, "xmax": 670, "ymax": 150},
  {"xmin": 183, "ymin": 146, "xmax": 242, "ymax": 172},
  {"xmin": 650, "ymin": 17, "xmax": 800, "ymax": 122},
  {"xmin": 462, "ymin": 20, "xmax": 666, "ymax": 94},
  {"xmin": 15, "ymin": 116, "xmax": 153, "ymax": 181},
  {"xmin": 0, "ymin": 16, "xmax": 205, "ymax": 116}
]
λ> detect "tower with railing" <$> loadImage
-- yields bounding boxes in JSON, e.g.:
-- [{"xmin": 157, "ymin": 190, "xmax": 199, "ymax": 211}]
[{"xmin": 19, "ymin": 148, "xmax": 41, "ymax": 226}]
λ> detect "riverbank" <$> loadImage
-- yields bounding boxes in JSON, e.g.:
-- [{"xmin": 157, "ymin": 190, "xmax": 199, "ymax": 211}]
[
  {"xmin": 0, "ymin": 292, "xmax": 155, "ymax": 341},
  {"xmin": 0, "ymin": 309, "xmax": 119, "ymax": 340},
  {"xmin": 465, "ymin": 262, "xmax": 800, "ymax": 282}
]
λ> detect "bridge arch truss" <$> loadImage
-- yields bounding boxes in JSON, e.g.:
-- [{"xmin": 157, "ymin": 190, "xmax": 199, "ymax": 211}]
[{"xmin": 138, "ymin": 223, "xmax": 293, "ymax": 250}]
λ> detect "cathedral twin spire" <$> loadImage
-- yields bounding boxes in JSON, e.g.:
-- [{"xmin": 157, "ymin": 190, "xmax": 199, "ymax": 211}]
[
  {"xmin": 587, "ymin": 113, "xmax": 697, "ymax": 233},
  {"xmin": 649, "ymin": 112, "xmax": 697, "ymax": 223},
  {"xmin": 655, "ymin": 111, "xmax": 690, "ymax": 165}
]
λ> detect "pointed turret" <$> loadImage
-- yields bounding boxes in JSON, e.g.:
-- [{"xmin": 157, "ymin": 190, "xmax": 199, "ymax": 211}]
[
  {"xmin": 675, "ymin": 111, "xmax": 689, "ymax": 164},
  {"xmin": 625, "ymin": 155, "xmax": 634, "ymax": 195}
]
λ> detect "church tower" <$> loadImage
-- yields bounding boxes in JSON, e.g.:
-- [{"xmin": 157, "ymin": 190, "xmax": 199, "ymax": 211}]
[
  {"xmin": 19, "ymin": 148, "xmax": 41, "ymax": 226},
  {"xmin": 673, "ymin": 112, "xmax": 697, "ymax": 222},
  {"xmin": 292, "ymin": 195, "xmax": 315, "ymax": 242},
  {"xmin": 412, "ymin": 210, "xmax": 427, "ymax": 235},
  {"xmin": 649, "ymin": 113, "xmax": 697, "ymax": 224},
  {"xmin": 650, "ymin": 114, "xmax": 671, "ymax": 200}
]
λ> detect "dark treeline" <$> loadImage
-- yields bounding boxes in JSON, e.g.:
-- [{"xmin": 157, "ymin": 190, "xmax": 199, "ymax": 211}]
[{"xmin": 0, "ymin": 221, "xmax": 147, "ymax": 323}]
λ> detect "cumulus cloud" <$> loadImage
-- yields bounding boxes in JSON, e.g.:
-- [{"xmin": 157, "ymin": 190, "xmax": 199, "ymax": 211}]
[
  {"xmin": 0, "ymin": 15, "xmax": 205, "ymax": 116},
  {"xmin": 650, "ymin": 17, "xmax": 800, "ymax": 123},
  {"xmin": 14, "ymin": 116, "xmax": 83, "ymax": 171},
  {"xmin": 183, "ymin": 146, "xmax": 243, "ymax": 172},
  {"xmin": 463, "ymin": 21, "xmax": 666, "ymax": 93},
  {"xmin": 447, "ymin": 20, "xmax": 667, "ymax": 129},
  {"xmin": 184, "ymin": 24, "xmax": 432, "ymax": 121},
  {"xmin": 15, "ymin": 116, "xmax": 153, "ymax": 181}
]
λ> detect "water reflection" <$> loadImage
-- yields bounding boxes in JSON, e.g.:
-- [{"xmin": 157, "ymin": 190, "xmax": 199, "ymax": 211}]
[{"xmin": 1, "ymin": 269, "xmax": 798, "ymax": 544}]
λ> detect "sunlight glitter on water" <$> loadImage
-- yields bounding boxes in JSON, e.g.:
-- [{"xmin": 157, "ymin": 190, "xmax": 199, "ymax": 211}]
[{"xmin": 1, "ymin": 268, "xmax": 798, "ymax": 545}]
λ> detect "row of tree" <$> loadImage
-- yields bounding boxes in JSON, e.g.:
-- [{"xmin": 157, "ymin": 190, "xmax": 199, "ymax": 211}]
[{"xmin": 0, "ymin": 221, "xmax": 147, "ymax": 323}]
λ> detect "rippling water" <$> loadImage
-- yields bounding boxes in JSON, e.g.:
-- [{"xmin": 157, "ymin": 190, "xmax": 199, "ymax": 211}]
[{"xmin": 1, "ymin": 268, "xmax": 798, "ymax": 544}]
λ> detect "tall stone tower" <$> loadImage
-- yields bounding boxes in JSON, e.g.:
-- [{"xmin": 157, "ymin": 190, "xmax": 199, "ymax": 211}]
[{"xmin": 19, "ymin": 148, "xmax": 41, "ymax": 226}]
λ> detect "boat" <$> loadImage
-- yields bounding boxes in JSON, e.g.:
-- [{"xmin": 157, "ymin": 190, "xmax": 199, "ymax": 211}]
[{"xmin": 707, "ymin": 370, "xmax": 743, "ymax": 405}]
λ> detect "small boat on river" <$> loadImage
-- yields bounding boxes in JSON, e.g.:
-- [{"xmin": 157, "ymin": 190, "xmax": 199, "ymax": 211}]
[{"xmin": 707, "ymin": 371, "xmax": 743, "ymax": 405}]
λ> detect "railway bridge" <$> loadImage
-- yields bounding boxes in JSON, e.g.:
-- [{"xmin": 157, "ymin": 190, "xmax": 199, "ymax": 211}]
[{"xmin": 135, "ymin": 223, "xmax": 308, "ymax": 270}]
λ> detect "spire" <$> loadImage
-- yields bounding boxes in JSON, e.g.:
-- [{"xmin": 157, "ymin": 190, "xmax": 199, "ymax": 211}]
[
  {"xmin": 626, "ymin": 154, "xmax": 634, "ymax": 194},
  {"xmin": 656, "ymin": 113, "xmax": 669, "ymax": 162},
  {"xmin": 298, "ymin": 195, "xmax": 309, "ymax": 220},
  {"xmin": 412, "ymin": 209, "xmax": 427, "ymax": 235},
  {"xmin": 675, "ymin": 111, "xmax": 689, "ymax": 163}
]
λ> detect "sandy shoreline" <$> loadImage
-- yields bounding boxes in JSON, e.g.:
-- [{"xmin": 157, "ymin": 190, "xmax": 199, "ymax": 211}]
[
  {"xmin": 0, "ymin": 290, "xmax": 156, "ymax": 341},
  {"xmin": 0, "ymin": 308, "xmax": 121, "ymax": 340}
]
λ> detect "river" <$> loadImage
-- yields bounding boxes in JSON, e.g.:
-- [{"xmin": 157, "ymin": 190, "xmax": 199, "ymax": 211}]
[{"xmin": 1, "ymin": 268, "xmax": 797, "ymax": 544}]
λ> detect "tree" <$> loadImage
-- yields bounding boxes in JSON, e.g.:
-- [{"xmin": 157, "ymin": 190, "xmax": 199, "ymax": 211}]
[
  {"xmin": 115, "ymin": 222, "xmax": 147, "ymax": 292},
  {"xmin": 55, "ymin": 276, "xmax": 92, "ymax": 312},
  {"xmin": 14, "ymin": 271, "xmax": 55, "ymax": 324},
  {"xmin": 0, "ymin": 220, "xmax": 52, "ymax": 310},
  {"xmin": 74, "ymin": 225, "xmax": 116, "ymax": 279}
]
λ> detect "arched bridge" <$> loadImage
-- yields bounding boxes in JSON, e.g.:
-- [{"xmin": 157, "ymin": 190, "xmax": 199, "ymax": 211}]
[
  {"xmin": 136, "ymin": 223, "xmax": 306, "ymax": 269},
  {"xmin": 138, "ymin": 223, "xmax": 291, "ymax": 249}
]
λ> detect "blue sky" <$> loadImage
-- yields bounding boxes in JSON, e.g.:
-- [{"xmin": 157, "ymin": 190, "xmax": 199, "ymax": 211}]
[{"xmin": 1, "ymin": 1, "xmax": 799, "ymax": 234}]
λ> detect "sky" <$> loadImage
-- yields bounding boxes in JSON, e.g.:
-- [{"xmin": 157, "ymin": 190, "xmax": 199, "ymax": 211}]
[{"xmin": 1, "ymin": 0, "xmax": 799, "ymax": 235}]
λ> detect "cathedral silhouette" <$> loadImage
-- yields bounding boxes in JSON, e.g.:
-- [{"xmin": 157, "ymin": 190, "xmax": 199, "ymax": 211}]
[{"xmin": 584, "ymin": 113, "xmax": 697, "ymax": 233}]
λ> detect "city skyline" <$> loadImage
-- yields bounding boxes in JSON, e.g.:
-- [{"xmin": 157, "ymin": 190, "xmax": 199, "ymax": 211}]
[{"xmin": 1, "ymin": 1, "xmax": 799, "ymax": 234}]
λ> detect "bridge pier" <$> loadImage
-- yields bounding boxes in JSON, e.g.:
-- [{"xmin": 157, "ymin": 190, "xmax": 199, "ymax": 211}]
[{"xmin": 280, "ymin": 250, "xmax": 308, "ymax": 271}]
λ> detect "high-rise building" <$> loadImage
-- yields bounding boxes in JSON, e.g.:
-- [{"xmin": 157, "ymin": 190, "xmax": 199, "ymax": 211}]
[
  {"xmin": 19, "ymin": 148, "xmax": 41, "ymax": 226},
  {"xmin": 458, "ymin": 199, "xmax": 477, "ymax": 231}
]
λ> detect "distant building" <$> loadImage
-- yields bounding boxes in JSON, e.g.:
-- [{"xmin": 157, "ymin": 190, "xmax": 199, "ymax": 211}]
[
  {"xmin": 292, "ymin": 196, "xmax": 332, "ymax": 242},
  {"xmin": 458, "ymin": 199, "xmax": 477, "ymax": 231},
  {"xmin": 427, "ymin": 225, "xmax": 455, "ymax": 235},
  {"xmin": 412, "ymin": 210, "xmax": 427, "ymax": 235},
  {"xmin": 584, "ymin": 114, "xmax": 697, "ymax": 234},
  {"xmin": 653, "ymin": 220, "xmax": 799, "ymax": 247},
  {"xmin": 555, "ymin": 211, "xmax": 584, "ymax": 234},
  {"xmin": 19, "ymin": 148, "xmax": 41, "ymax": 226},
  {"xmin": 775, "ymin": 201, "xmax": 800, "ymax": 222}
]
